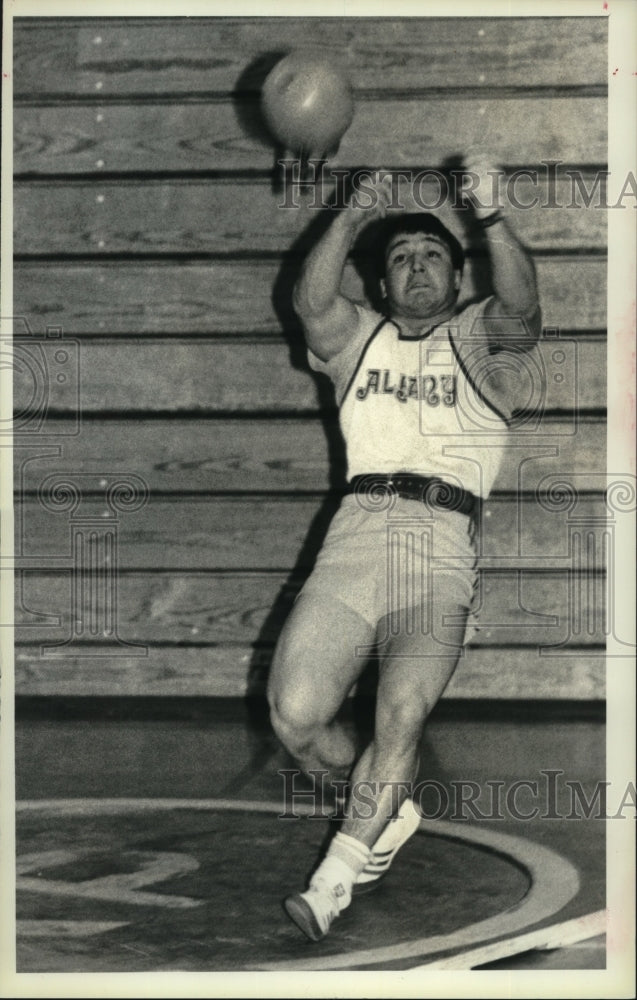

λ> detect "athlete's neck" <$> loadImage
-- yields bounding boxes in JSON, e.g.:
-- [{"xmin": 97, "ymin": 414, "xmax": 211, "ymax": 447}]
[{"xmin": 389, "ymin": 305, "xmax": 456, "ymax": 339}]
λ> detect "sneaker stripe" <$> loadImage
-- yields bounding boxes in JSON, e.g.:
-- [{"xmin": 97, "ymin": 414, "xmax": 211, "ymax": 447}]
[{"xmin": 353, "ymin": 798, "xmax": 422, "ymax": 895}]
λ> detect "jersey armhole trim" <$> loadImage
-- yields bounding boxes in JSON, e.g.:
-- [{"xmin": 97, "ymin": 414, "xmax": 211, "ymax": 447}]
[{"xmin": 447, "ymin": 329, "xmax": 511, "ymax": 426}]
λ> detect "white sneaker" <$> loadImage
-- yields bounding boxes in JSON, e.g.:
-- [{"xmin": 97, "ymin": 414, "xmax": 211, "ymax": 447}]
[
  {"xmin": 284, "ymin": 877, "xmax": 349, "ymax": 941},
  {"xmin": 353, "ymin": 797, "xmax": 422, "ymax": 893}
]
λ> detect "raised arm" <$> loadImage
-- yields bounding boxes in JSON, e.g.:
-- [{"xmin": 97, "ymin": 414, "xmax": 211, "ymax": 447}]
[
  {"xmin": 293, "ymin": 173, "xmax": 393, "ymax": 361},
  {"xmin": 461, "ymin": 152, "xmax": 542, "ymax": 348}
]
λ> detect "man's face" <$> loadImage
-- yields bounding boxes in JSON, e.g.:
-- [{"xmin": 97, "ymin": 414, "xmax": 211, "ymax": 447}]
[{"xmin": 380, "ymin": 232, "xmax": 461, "ymax": 321}]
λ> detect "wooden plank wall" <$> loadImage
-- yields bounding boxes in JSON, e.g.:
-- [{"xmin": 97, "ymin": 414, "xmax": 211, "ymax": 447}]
[{"xmin": 12, "ymin": 15, "xmax": 608, "ymax": 699}]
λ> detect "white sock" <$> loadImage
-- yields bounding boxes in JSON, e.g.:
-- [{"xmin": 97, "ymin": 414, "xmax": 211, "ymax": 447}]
[
  {"xmin": 330, "ymin": 830, "xmax": 371, "ymax": 872},
  {"xmin": 310, "ymin": 833, "xmax": 371, "ymax": 910}
]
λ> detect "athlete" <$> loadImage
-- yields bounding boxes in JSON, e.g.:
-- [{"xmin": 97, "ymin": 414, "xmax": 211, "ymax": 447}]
[{"xmin": 267, "ymin": 153, "xmax": 542, "ymax": 941}]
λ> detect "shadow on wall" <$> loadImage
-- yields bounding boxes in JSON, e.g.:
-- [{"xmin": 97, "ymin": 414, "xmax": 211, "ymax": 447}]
[
  {"xmin": 244, "ymin": 180, "xmax": 344, "ymax": 740},
  {"xmin": 232, "ymin": 50, "xmax": 289, "ymax": 149}
]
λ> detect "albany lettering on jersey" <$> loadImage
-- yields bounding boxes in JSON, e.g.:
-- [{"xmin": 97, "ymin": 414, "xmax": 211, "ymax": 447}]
[{"xmin": 355, "ymin": 369, "xmax": 457, "ymax": 406}]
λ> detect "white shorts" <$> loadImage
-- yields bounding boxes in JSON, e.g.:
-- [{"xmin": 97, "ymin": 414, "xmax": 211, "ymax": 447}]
[{"xmin": 298, "ymin": 492, "xmax": 480, "ymax": 645}]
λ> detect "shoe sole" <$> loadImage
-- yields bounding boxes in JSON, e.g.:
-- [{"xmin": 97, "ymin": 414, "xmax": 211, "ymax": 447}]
[
  {"xmin": 283, "ymin": 894, "xmax": 325, "ymax": 942},
  {"xmin": 351, "ymin": 869, "xmax": 389, "ymax": 895}
]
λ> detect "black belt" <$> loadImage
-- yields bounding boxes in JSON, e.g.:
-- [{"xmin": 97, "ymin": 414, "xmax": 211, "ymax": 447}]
[{"xmin": 348, "ymin": 473, "xmax": 480, "ymax": 517}]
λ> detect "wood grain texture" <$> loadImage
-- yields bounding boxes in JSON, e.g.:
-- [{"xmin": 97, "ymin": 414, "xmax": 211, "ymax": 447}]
[
  {"xmin": 14, "ymin": 570, "xmax": 605, "ymax": 647},
  {"xmin": 12, "ymin": 17, "xmax": 607, "ymax": 96},
  {"xmin": 14, "ymin": 418, "xmax": 605, "ymax": 494},
  {"xmin": 12, "ymin": 337, "xmax": 607, "ymax": 414},
  {"xmin": 14, "ymin": 177, "xmax": 608, "ymax": 256},
  {"xmin": 10, "ymin": 14, "xmax": 610, "ymax": 707},
  {"xmin": 13, "ymin": 644, "xmax": 605, "ymax": 699},
  {"xmin": 13, "ymin": 259, "xmax": 607, "ymax": 334},
  {"xmin": 16, "ymin": 495, "xmax": 606, "ymax": 572},
  {"xmin": 14, "ymin": 97, "xmax": 606, "ymax": 175}
]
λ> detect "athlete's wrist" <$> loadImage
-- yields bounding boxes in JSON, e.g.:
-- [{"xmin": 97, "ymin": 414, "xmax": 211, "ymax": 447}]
[{"xmin": 341, "ymin": 199, "xmax": 370, "ymax": 227}]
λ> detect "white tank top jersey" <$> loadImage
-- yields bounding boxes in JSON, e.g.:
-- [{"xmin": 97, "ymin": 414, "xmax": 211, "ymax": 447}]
[{"xmin": 308, "ymin": 299, "xmax": 511, "ymax": 500}]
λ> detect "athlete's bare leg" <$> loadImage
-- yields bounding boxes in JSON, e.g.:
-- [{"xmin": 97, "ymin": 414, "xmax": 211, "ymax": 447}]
[
  {"xmin": 340, "ymin": 602, "xmax": 467, "ymax": 846},
  {"xmin": 282, "ymin": 599, "xmax": 469, "ymax": 941},
  {"xmin": 267, "ymin": 592, "xmax": 375, "ymax": 781}
]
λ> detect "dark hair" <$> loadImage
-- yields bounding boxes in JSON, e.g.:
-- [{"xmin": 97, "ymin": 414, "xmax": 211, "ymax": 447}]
[{"xmin": 380, "ymin": 213, "xmax": 465, "ymax": 274}]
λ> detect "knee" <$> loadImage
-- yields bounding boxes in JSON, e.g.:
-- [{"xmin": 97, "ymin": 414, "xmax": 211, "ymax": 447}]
[{"xmin": 267, "ymin": 687, "xmax": 319, "ymax": 754}]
